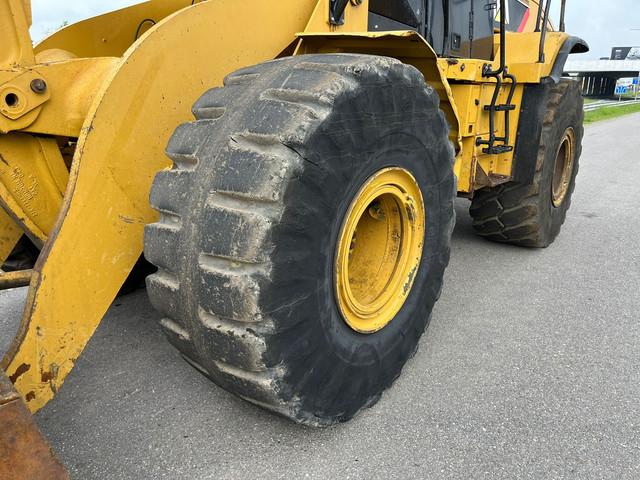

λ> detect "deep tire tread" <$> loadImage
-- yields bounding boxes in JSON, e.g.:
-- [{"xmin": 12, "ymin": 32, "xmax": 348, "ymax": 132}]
[{"xmin": 146, "ymin": 54, "xmax": 455, "ymax": 426}]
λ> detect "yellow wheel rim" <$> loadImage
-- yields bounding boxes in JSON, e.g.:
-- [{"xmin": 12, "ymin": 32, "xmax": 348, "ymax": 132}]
[
  {"xmin": 551, "ymin": 127, "xmax": 576, "ymax": 208},
  {"xmin": 335, "ymin": 167, "xmax": 426, "ymax": 334}
]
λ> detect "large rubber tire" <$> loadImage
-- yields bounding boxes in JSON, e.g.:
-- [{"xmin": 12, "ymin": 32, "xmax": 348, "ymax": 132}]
[
  {"xmin": 144, "ymin": 54, "xmax": 456, "ymax": 426},
  {"xmin": 469, "ymin": 79, "xmax": 584, "ymax": 247}
]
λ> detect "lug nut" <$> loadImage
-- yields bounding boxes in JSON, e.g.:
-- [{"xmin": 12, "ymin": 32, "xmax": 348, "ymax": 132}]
[{"xmin": 30, "ymin": 79, "xmax": 47, "ymax": 94}]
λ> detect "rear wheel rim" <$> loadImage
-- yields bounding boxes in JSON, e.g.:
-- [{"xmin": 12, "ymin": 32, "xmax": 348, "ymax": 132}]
[
  {"xmin": 335, "ymin": 168, "xmax": 426, "ymax": 334},
  {"xmin": 551, "ymin": 128, "xmax": 575, "ymax": 208}
]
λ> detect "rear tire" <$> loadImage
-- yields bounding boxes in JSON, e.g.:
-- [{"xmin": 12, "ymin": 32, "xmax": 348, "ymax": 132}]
[
  {"xmin": 145, "ymin": 54, "xmax": 456, "ymax": 426},
  {"xmin": 470, "ymin": 79, "xmax": 584, "ymax": 247}
]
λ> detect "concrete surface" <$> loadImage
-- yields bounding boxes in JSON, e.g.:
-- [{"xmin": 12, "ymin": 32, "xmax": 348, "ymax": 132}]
[
  {"xmin": 2, "ymin": 113, "xmax": 639, "ymax": 479},
  {"xmin": 0, "ymin": 287, "xmax": 26, "ymax": 355}
]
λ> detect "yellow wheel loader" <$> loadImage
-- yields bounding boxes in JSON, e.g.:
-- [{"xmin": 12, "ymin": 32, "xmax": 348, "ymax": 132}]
[{"xmin": 0, "ymin": 0, "xmax": 587, "ymax": 475}]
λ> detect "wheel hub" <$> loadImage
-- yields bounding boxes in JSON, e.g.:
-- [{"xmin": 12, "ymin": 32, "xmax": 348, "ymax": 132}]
[{"xmin": 335, "ymin": 168, "xmax": 425, "ymax": 334}]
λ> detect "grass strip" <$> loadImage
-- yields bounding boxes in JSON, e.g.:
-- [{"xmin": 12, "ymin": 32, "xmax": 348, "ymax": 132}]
[{"xmin": 584, "ymin": 102, "xmax": 640, "ymax": 124}]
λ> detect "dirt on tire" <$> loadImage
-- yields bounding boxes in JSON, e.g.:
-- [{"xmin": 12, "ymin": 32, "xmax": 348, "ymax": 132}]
[{"xmin": 145, "ymin": 54, "xmax": 456, "ymax": 426}]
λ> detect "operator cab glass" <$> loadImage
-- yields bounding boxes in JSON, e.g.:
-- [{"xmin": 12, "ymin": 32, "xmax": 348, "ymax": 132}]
[{"xmin": 368, "ymin": 0, "xmax": 531, "ymax": 60}]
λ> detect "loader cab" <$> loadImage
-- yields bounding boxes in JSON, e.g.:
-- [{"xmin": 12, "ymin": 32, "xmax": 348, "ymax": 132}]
[{"xmin": 368, "ymin": 0, "xmax": 532, "ymax": 60}]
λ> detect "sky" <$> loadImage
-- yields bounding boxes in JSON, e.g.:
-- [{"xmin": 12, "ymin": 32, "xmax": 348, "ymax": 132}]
[{"xmin": 29, "ymin": 0, "xmax": 640, "ymax": 60}]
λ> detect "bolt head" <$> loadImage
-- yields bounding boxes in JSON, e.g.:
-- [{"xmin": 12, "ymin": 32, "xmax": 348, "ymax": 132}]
[{"xmin": 30, "ymin": 79, "xmax": 47, "ymax": 94}]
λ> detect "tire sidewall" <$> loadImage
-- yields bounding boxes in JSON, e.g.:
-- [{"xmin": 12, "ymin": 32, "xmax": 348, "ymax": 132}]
[
  {"xmin": 538, "ymin": 81, "xmax": 582, "ymax": 244},
  {"xmin": 266, "ymin": 80, "xmax": 455, "ymax": 419}
]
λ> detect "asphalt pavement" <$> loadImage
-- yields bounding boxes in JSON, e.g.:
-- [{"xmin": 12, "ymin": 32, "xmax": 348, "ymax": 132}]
[{"xmin": 1, "ymin": 113, "xmax": 639, "ymax": 479}]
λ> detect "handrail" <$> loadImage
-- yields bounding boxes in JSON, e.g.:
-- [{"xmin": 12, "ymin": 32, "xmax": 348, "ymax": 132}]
[
  {"xmin": 535, "ymin": 0, "xmax": 544, "ymax": 32},
  {"xmin": 483, "ymin": 0, "xmax": 507, "ymax": 77},
  {"xmin": 559, "ymin": 0, "xmax": 567, "ymax": 32},
  {"xmin": 538, "ymin": 0, "xmax": 552, "ymax": 63}
]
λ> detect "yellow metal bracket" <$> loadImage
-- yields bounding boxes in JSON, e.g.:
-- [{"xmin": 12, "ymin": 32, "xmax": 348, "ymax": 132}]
[
  {"xmin": 0, "ymin": 70, "xmax": 50, "ymax": 125},
  {"xmin": 0, "ymin": 58, "xmax": 118, "ymax": 136},
  {"xmin": 20, "ymin": 58, "xmax": 119, "ymax": 138}
]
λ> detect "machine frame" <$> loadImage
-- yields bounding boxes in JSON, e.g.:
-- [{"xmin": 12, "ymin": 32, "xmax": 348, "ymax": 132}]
[{"xmin": 0, "ymin": 0, "xmax": 586, "ymax": 413}]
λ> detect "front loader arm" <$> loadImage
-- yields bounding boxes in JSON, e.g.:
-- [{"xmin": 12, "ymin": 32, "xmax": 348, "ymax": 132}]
[{"xmin": 1, "ymin": 0, "xmax": 334, "ymax": 412}]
